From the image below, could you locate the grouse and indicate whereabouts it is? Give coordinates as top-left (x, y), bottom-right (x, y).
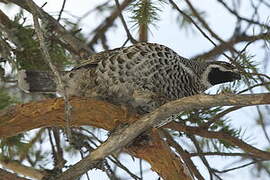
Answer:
top-left (18, 42), bottom-right (241, 116)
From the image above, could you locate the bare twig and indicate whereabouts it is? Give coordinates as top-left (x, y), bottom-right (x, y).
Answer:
top-left (189, 152), bottom-right (257, 157)
top-left (188, 135), bottom-right (222, 180)
top-left (169, 0), bottom-right (217, 48)
top-left (194, 32), bottom-right (270, 60)
top-left (184, 0), bottom-right (224, 43)
top-left (202, 106), bottom-right (243, 128)
top-left (260, 0), bottom-right (270, 8)
top-left (76, 1), bottom-right (111, 25)
top-left (214, 161), bottom-right (258, 173)
top-left (48, 128), bottom-right (66, 170)
top-left (109, 157), bottom-right (142, 180)
top-left (163, 130), bottom-right (204, 180)
top-left (165, 121), bottom-right (270, 160)
top-left (114, 0), bottom-right (137, 44)
top-left (237, 82), bottom-right (270, 94)
top-left (217, 0), bottom-right (270, 30)
top-left (256, 106), bottom-right (270, 144)
top-left (87, 0), bottom-right (132, 48)
top-left (27, 0), bottom-right (72, 139)
top-left (57, 0), bottom-right (67, 21)
top-left (79, 128), bottom-right (141, 180)
top-left (168, 0), bottom-right (237, 64)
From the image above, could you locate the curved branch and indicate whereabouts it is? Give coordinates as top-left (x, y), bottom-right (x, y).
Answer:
top-left (165, 122), bottom-right (270, 160)
top-left (1, 93), bottom-right (270, 179)
top-left (194, 32), bottom-right (270, 59)
top-left (0, 159), bottom-right (45, 180)
top-left (56, 93), bottom-right (270, 179)
top-left (0, 98), bottom-right (131, 137)
top-left (0, 97), bottom-right (191, 179)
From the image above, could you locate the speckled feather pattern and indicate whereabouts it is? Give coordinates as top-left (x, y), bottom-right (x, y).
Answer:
top-left (61, 42), bottom-right (211, 112)
top-left (17, 42), bottom-right (240, 127)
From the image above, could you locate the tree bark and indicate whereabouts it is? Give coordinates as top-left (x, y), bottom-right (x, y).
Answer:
top-left (1, 93), bottom-right (270, 179)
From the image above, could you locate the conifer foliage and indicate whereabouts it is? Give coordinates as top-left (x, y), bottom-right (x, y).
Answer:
top-left (0, 0), bottom-right (270, 179)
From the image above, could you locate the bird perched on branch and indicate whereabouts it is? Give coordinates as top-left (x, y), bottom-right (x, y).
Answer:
top-left (18, 42), bottom-right (241, 124)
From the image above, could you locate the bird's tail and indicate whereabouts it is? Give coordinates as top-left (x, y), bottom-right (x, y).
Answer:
top-left (17, 70), bottom-right (57, 93)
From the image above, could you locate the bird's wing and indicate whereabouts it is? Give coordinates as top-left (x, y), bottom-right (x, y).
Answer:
top-left (72, 48), bottom-right (121, 70)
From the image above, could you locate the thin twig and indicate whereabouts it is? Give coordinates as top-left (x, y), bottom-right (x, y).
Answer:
top-left (194, 32), bottom-right (270, 60)
top-left (184, 0), bottom-right (224, 43)
top-left (217, 0), bottom-right (270, 30)
top-left (78, 127), bottom-right (141, 180)
top-left (139, 159), bottom-right (143, 180)
top-left (88, 0), bottom-right (132, 48)
top-left (168, 0), bottom-right (236, 64)
top-left (109, 156), bottom-right (142, 180)
top-left (48, 128), bottom-right (57, 167)
top-left (165, 121), bottom-right (270, 160)
top-left (238, 82), bottom-right (270, 94)
top-left (162, 130), bottom-right (204, 180)
top-left (76, 1), bottom-right (111, 25)
top-left (189, 152), bottom-right (259, 158)
top-left (243, 0), bottom-right (262, 32)
top-left (115, 0), bottom-right (137, 44)
top-left (57, 0), bottom-right (67, 21)
top-left (214, 161), bottom-right (258, 173)
top-left (79, 151), bottom-right (91, 180)
top-left (27, 0), bottom-right (72, 139)
top-left (256, 106), bottom-right (270, 144)
top-left (202, 106), bottom-right (243, 128)
top-left (169, 0), bottom-right (216, 46)
top-left (52, 128), bottom-right (66, 169)
top-left (188, 135), bottom-right (220, 180)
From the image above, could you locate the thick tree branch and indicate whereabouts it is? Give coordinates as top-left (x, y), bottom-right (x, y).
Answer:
top-left (0, 159), bottom-right (45, 179)
top-left (1, 93), bottom-right (270, 179)
top-left (0, 98), bottom-right (131, 137)
top-left (128, 129), bottom-right (193, 180)
top-left (0, 168), bottom-right (30, 180)
top-left (55, 93), bottom-right (270, 179)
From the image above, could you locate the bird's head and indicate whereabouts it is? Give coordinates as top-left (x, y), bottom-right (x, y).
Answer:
top-left (201, 61), bottom-right (241, 87)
